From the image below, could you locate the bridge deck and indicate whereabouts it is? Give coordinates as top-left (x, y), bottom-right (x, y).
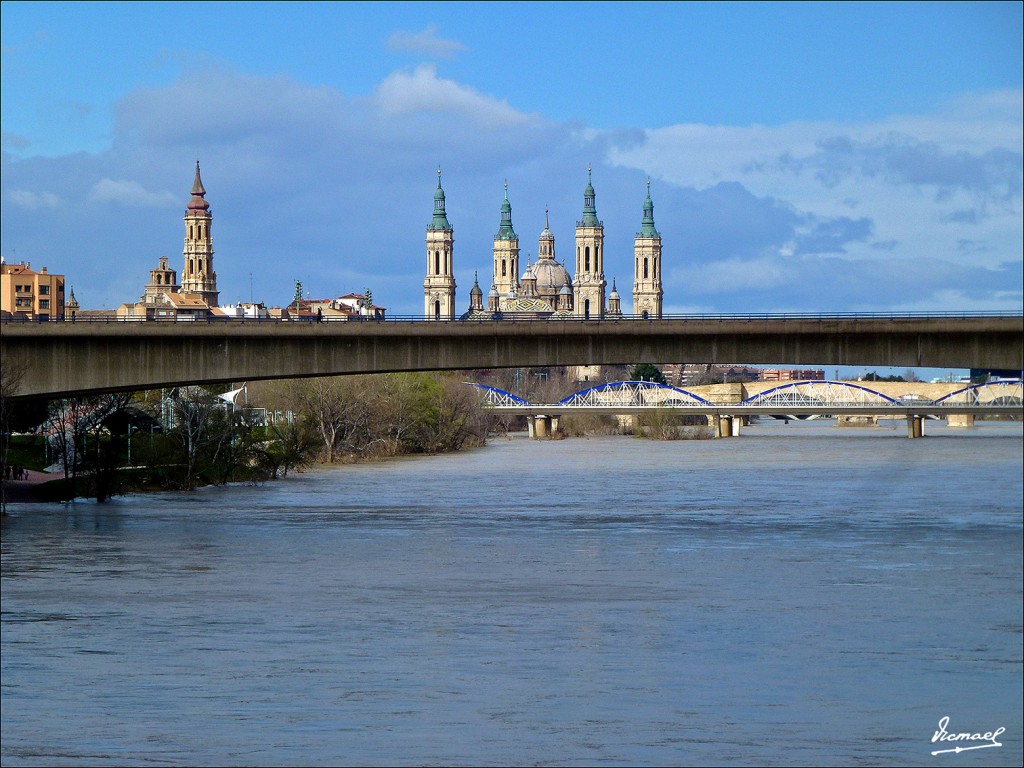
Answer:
top-left (3, 314), bottom-right (1022, 398)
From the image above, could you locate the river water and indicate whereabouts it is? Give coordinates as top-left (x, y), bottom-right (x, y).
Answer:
top-left (2, 421), bottom-right (1022, 766)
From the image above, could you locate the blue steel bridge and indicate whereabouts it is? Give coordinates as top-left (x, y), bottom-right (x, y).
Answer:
top-left (470, 379), bottom-right (1024, 438)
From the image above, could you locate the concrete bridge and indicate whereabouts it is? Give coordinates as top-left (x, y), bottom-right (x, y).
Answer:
top-left (1, 313), bottom-right (1022, 399)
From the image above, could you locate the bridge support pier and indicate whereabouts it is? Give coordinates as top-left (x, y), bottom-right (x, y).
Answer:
top-left (946, 414), bottom-right (975, 428)
top-left (530, 415), bottom-right (551, 439)
top-left (716, 416), bottom-right (733, 438)
top-left (732, 416), bottom-right (743, 437)
top-left (837, 415), bottom-right (879, 427)
top-left (907, 415), bottom-right (925, 438)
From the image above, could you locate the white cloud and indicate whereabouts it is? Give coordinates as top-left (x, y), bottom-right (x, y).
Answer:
top-left (671, 257), bottom-right (792, 293)
top-left (606, 91), bottom-right (1023, 274)
top-left (8, 189), bottom-right (60, 209)
top-left (888, 289), bottom-right (1024, 314)
top-left (87, 178), bottom-right (177, 207)
top-left (387, 24), bottom-right (468, 59)
top-left (372, 64), bottom-right (537, 128)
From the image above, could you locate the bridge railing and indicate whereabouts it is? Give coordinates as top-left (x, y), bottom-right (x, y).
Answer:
top-left (3, 310), bottom-right (1022, 325)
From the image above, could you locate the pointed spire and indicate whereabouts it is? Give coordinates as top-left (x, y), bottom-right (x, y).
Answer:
top-left (187, 160), bottom-right (210, 212)
top-left (639, 178), bottom-right (659, 237)
top-left (430, 166), bottom-right (451, 230)
top-left (580, 165), bottom-right (599, 226)
top-left (497, 179), bottom-right (515, 240)
top-left (191, 160), bottom-right (205, 195)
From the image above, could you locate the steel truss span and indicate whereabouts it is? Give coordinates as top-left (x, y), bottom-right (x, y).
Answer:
top-left (473, 379), bottom-right (1023, 418)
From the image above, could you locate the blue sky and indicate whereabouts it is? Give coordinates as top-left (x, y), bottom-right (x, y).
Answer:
top-left (2, 1), bottom-right (1022, 351)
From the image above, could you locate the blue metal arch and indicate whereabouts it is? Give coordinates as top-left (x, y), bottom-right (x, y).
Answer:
top-left (740, 380), bottom-right (901, 405)
top-left (559, 380), bottom-right (714, 406)
top-left (933, 379), bottom-right (1023, 403)
top-left (466, 382), bottom-right (530, 404)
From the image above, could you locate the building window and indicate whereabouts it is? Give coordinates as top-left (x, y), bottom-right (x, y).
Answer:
top-left (644, 258), bottom-right (649, 279)
top-left (39, 300), bottom-right (50, 309)
top-left (585, 247), bottom-right (591, 272)
top-left (39, 285), bottom-right (50, 295)
top-left (435, 251), bottom-right (440, 275)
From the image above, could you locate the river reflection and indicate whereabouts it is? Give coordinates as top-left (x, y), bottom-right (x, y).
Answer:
top-left (2, 422), bottom-right (1022, 766)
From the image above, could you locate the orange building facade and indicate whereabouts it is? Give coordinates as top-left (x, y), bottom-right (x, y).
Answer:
top-left (0, 260), bottom-right (66, 321)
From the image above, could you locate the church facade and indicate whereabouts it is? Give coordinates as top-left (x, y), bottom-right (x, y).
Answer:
top-left (424, 169), bottom-right (664, 321)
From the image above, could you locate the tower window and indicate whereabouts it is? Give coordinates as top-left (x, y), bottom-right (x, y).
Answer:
top-left (585, 247), bottom-right (591, 272)
top-left (644, 258), bottom-right (649, 279)
top-left (435, 251), bottom-right (440, 275)
top-left (502, 260), bottom-right (507, 277)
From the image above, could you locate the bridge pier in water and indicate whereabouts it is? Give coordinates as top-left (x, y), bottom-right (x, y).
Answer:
top-left (527, 415), bottom-right (557, 439)
top-left (946, 414), bottom-right (975, 428)
top-left (715, 416), bottom-right (743, 438)
top-left (907, 415), bottom-right (925, 439)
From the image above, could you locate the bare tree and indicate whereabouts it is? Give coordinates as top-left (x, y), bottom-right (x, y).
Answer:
top-left (1, 356), bottom-right (28, 513)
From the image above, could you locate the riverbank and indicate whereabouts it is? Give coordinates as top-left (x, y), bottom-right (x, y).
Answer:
top-left (1, 468), bottom-right (53, 505)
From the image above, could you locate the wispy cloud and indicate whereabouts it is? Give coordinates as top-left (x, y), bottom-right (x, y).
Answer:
top-left (372, 64), bottom-right (536, 128)
top-left (87, 178), bottom-right (177, 207)
top-left (387, 24), bottom-right (468, 60)
top-left (7, 188), bottom-right (61, 209)
top-left (2, 132), bottom-right (32, 150)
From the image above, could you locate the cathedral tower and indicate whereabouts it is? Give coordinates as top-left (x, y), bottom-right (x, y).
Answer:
top-left (632, 179), bottom-right (663, 318)
top-left (573, 167), bottom-right (606, 319)
top-left (423, 168), bottom-right (456, 320)
top-left (181, 161), bottom-right (219, 306)
top-left (492, 181), bottom-right (520, 299)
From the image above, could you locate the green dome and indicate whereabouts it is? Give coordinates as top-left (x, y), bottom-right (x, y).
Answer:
top-left (496, 181), bottom-right (516, 240)
top-left (429, 168), bottom-right (452, 231)
top-left (579, 167), bottom-right (600, 227)
top-left (638, 179), bottom-right (659, 238)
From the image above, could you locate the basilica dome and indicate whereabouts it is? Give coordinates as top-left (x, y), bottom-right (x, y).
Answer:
top-left (524, 258), bottom-right (572, 297)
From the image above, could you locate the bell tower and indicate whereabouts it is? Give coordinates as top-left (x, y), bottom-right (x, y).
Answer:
top-left (573, 166), bottom-right (605, 319)
top-left (423, 168), bottom-right (456, 320)
top-left (181, 161), bottom-right (219, 306)
top-left (633, 179), bottom-right (663, 318)
top-left (492, 181), bottom-right (520, 300)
